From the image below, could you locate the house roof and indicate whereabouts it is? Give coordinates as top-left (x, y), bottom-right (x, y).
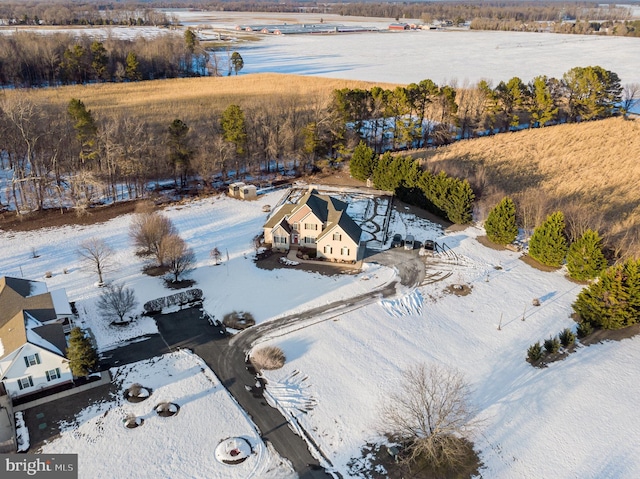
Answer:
top-left (0, 276), bottom-right (68, 360)
top-left (317, 209), bottom-right (362, 244)
top-left (293, 190), bottom-right (362, 243)
top-left (290, 189), bottom-right (349, 224)
top-left (264, 204), bottom-right (296, 229)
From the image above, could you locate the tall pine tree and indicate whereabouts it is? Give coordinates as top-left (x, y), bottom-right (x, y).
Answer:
top-left (566, 229), bottom-right (607, 281)
top-left (528, 211), bottom-right (568, 267)
top-left (485, 196), bottom-right (518, 245)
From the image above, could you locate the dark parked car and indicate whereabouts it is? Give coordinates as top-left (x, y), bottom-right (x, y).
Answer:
top-left (423, 239), bottom-right (436, 251)
top-left (391, 234), bottom-right (403, 248)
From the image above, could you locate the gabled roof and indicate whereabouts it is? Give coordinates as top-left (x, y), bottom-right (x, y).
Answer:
top-left (0, 276), bottom-right (69, 360)
top-left (290, 189), bottom-right (349, 224)
top-left (317, 208), bottom-right (362, 244)
top-left (264, 203), bottom-right (296, 229)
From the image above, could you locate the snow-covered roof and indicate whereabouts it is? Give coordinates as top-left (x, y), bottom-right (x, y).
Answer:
top-left (26, 327), bottom-right (63, 356)
top-left (50, 289), bottom-right (72, 316)
top-left (27, 280), bottom-right (48, 297)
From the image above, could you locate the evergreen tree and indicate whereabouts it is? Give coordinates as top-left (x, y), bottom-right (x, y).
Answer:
top-left (372, 151), bottom-right (396, 191)
top-left (528, 211), bottom-right (568, 267)
top-left (184, 28), bottom-right (197, 53)
top-left (67, 98), bottom-right (98, 164)
top-left (66, 327), bottom-right (98, 376)
top-left (485, 197), bottom-right (518, 244)
top-left (572, 259), bottom-right (640, 330)
top-left (125, 51), bottom-right (141, 81)
top-left (90, 41), bottom-right (108, 81)
top-left (349, 141), bottom-right (376, 181)
top-left (566, 229), bottom-right (607, 281)
top-left (221, 104), bottom-right (247, 156)
top-left (167, 119), bottom-right (191, 188)
top-left (527, 75), bottom-right (559, 127)
top-left (230, 52), bottom-right (244, 75)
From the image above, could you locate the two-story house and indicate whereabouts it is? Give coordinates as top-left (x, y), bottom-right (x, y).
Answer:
top-left (0, 277), bottom-right (74, 400)
top-left (264, 189), bottom-right (362, 262)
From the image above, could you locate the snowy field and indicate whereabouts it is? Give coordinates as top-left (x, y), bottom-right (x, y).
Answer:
top-left (39, 350), bottom-right (295, 479)
top-left (171, 10), bottom-right (640, 86)
top-left (2, 10), bottom-right (638, 87)
top-left (3, 189), bottom-right (640, 478)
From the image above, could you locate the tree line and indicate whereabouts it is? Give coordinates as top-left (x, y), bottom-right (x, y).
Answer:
top-left (0, 3), bottom-right (172, 27)
top-left (332, 66), bottom-right (628, 154)
top-left (0, 65), bottom-right (630, 216)
top-left (350, 142), bottom-right (474, 225)
top-left (0, 30), bottom-right (213, 87)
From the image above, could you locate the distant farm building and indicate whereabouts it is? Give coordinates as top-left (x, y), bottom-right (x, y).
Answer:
top-left (235, 23), bottom-right (378, 35)
top-left (389, 23), bottom-right (410, 30)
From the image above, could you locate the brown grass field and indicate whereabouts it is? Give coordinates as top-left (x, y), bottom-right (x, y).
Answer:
top-left (414, 117), bottom-right (640, 256)
top-left (2, 73), bottom-right (399, 125)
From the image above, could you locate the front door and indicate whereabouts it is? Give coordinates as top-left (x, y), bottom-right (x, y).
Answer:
top-left (293, 234), bottom-right (299, 244)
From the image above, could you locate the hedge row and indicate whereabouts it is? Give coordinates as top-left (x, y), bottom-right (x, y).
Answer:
top-left (143, 288), bottom-right (203, 314)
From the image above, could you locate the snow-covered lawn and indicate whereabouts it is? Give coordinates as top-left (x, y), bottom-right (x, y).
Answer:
top-left (3, 189), bottom-right (640, 478)
top-left (261, 224), bottom-right (640, 478)
top-left (39, 350), bottom-right (295, 479)
top-left (0, 190), bottom-right (393, 351)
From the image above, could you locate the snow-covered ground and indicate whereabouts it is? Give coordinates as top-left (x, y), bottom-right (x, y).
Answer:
top-left (3, 189), bottom-right (640, 478)
top-left (170, 10), bottom-right (640, 86)
top-left (39, 350), bottom-right (295, 479)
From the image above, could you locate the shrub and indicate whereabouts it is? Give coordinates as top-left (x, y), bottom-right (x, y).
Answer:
top-left (527, 342), bottom-right (544, 362)
top-left (559, 328), bottom-right (576, 347)
top-left (251, 346), bottom-right (286, 370)
top-left (544, 336), bottom-right (561, 354)
top-left (577, 321), bottom-right (594, 338)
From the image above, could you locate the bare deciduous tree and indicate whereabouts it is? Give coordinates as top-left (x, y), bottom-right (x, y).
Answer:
top-left (378, 363), bottom-right (478, 469)
top-left (78, 237), bottom-right (114, 285)
top-left (621, 83), bottom-right (640, 116)
top-left (160, 234), bottom-right (196, 282)
top-left (97, 283), bottom-right (138, 323)
top-left (130, 211), bottom-right (176, 264)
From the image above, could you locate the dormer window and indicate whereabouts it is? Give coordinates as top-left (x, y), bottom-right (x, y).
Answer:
top-left (24, 353), bottom-right (41, 367)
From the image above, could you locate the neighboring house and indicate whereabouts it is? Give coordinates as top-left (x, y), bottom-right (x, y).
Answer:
top-left (264, 188), bottom-right (362, 262)
top-left (0, 277), bottom-right (74, 400)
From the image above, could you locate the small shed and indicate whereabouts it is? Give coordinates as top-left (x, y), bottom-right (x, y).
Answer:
top-left (228, 182), bottom-right (257, 200)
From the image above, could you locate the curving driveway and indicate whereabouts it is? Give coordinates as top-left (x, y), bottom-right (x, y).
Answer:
top-left (153, 248), bottom-right (426, 478)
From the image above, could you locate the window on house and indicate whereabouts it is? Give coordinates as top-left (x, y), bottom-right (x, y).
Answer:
top-left (333, 232), bottom-right (342, 241)
top-left (274, 236), bottom-right (288, 244)
top-left (24, 353), bottom-right (41, 367)
top-left (304, 237), bottom-right (316, 244)
top-left (324, 245), bottom-right (332, 254)
top-left (17, 376), bottom-right (34, 390)
top-left (304, 223), bottom-right (318, 230)
top-left (46, 368), bottom-right (62, 382)
top-left (341, 247), bottom-right (350, 256)
top-left (292, 223), bottom-right (299, 231)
